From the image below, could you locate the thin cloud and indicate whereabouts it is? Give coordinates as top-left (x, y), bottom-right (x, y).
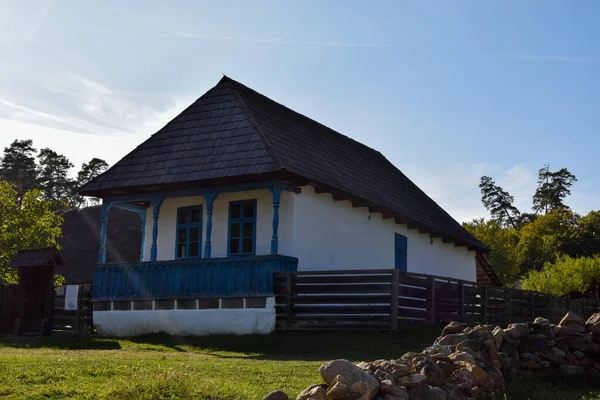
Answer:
top-left (0, 73), bottom-right (174, 135)
top-left (0, 98), bottom-right (103, 133)
top-left (90, 29), bottom-right (394, 48)
top-left (498, 53), bottom-right (600, 63)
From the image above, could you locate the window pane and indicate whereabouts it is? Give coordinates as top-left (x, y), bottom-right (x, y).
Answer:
top-left (190, 227), bottom-right (200, 242)
top-left (242, 238), bottom-right (253, 253)
top-left (178, 228), bottom-right (187, 243)
top-left (242, 202), bottom-right (255, 218)
top-left (230, 222), bottom-right (240, 238)
top-left (190, 208), bottom-right (201, 223)
top-left (230, 203), bottom-right (241, 219)
top-left (229, 239), bottom-right (240, 254)
top-left (189, 242), bottom-right (199, 257)
top-left (178, 209), bottom-right (189, 224)
top-left (242, 221), bottom-right (254, 237)
top-left (177, 243), bottom-right (187, 258)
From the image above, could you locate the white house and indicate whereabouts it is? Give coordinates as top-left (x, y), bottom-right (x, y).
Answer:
top-left (80, 76), bottom-right (492, 336)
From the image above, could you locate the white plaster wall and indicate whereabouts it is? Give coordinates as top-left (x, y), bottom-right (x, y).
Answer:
top-left (143, 189), bottom-right (294, 261)
top-left (291, 186), bottom-right (476, 281)
top-left (94, 298), bottom-right (276, 336)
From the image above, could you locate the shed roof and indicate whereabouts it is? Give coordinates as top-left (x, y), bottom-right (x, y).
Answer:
top-left (8, 248), bottom-right (65, 268)
top-left (81, 76), bottom-right (486, 250)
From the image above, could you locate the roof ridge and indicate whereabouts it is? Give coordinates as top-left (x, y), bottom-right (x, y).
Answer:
top-left (222, 76), bottom-right (390, 163)
top-left (222, 77), bottom-right (285, 171)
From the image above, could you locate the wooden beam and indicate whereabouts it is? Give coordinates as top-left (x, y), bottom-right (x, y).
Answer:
top-left (352, 200), bottom-right (369, 208)
top-left (331, 190), bottom-right (348, 202)
top-left (407, 223), bottom-right (419, 230)
top-left (313, 185), bottom-right (329, 194)
top-left (395, 216), bottom-right (408, 225)
top-left (382, 212), bottom-right (395, 219)
top-left (429, 232), bottom-right (441, 239)
top-left (442, 237), bottom-right (453, 244)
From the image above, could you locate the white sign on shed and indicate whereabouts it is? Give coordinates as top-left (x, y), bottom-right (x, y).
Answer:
top-left (64, 285), bottom-right (79, 310)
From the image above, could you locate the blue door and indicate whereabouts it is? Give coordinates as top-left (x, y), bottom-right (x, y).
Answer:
top-left (395, 233), bottom-right (407, 271)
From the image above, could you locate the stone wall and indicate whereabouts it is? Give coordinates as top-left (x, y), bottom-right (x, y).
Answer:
top-left (263, 312), bottom-right (600, 400)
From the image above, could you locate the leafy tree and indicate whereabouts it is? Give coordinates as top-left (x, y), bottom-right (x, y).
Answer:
top-left (0, 139), bottom-right (38, 200)
top-left (0, 181), bottom-right (63, 283)
top-left (479, 176), bottom-right (520, 228)
top-left (515, 212), bottom-right (537, 228)
top-left (516, 208), bottom-right (576, 272)
top-left (522, 255), bottom-right (600, 298)
top-left (463, 218), bottom-right (520, 283)
top-left (565, 211), bottom-right (600, 258)
top-left (74, 158), bottom-right (109, 206)
top-left (532, 164), bottom-right (577, 214)
top-left (37, 148), bottom-right (75, 209)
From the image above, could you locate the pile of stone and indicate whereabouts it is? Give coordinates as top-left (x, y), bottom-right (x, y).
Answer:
top-left (263, 312), bottom-right (600, 400)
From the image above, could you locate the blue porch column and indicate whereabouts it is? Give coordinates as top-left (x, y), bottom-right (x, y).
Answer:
top-left (139, 211), bottom-right (147, 262)
top-left (98, 201), bottom-right (111, 263)
top-left (203, 193), bottom-right (218, 258)
top-left (150, 199), bottom-right (164, 261)
top-left (270, 185), bottom-right (282, 254)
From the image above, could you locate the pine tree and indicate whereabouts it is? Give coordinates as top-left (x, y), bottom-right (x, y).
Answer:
top-left (0, 139), bottom-right (38, 200)
top-left (532, 164), bottom-right (577, 214)
top-left (74, 158), bottom-right (109, 206)
top-left (37, 148), bottom-right (75, 209)
top-left (479, 176), bottom-right (521, 228)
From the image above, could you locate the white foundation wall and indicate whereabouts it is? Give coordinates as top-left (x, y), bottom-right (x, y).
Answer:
top-left (291, 186), bottom-right (476, 281)
top-left (94, 298), bottom-right (276, 336)
top-left (143, 189), bottom-right (294, 261)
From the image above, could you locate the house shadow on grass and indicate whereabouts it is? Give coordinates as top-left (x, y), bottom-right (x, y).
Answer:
top-left (124, 325), bottom-right (443, 361)
top-left (0, 335), bottom-right (122, 351)
top-left (0, 326), bottom-right (442, 361)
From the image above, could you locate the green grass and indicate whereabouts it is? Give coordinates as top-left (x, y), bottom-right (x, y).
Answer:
top-left (0, 328), bottom-right (599, 400)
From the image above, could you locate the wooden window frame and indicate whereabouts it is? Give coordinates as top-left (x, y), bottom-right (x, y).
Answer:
top-left (175, 205), bottom-right (203, 259)
top-left (227, 199), bottom-right (257, 256)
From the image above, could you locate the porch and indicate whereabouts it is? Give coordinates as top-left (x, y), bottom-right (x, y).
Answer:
top-left (93, 181), bottom-right (298, 304)
top-left (92, 255), bottom-right (298, 301)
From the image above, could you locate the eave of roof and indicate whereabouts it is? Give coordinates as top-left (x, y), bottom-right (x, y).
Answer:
top-left (80, 75), bottom-right (488, 251)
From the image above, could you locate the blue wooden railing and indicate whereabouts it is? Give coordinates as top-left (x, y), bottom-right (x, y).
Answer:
top-left (92, 255), bottom-right (298, 301)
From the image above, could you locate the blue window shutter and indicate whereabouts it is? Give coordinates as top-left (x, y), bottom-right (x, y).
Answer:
top-left (395, 233), bottom-right (408, 271)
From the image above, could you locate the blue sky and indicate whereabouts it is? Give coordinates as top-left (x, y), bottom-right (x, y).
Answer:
top-left (1, 0), bottom-right (598, 222)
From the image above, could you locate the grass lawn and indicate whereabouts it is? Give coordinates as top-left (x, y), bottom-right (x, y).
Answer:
top-left (0, 327), bottom-right (599, 400)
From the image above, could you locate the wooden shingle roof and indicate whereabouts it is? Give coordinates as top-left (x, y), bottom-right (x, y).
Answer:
top-left (8, 248), bottom-right (64, 268)
top-left (81, 76), bottom-right (486, 250)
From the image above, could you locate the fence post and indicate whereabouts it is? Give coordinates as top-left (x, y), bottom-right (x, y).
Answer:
top-left (530, 292), bottom-right (535, 322)
top-left (390, 270), bottom-right (399, 331)
top-left (459, 281), bottom-right (465, 323)
top-left (507, 288), bottom-right (513, 326)
top-left (286, 272), bottom-right (293, 331)
top-left (483, 285), bottom-right (488, 324)
top-left (429, 276), bottom-right (436, 325)
top-left (76, 286), bottom-right (81, 336)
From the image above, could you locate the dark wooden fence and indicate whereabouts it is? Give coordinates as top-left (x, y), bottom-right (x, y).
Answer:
top-left (0, 285), bottom-right (20, 334)
top-left (53, 284), bottom-right (94, 335)
top-left (274, 269), bottom-right (600, 331)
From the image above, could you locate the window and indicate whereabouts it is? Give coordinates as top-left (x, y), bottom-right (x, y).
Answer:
top-left (175, 205), bottom-right (203, 259)
top-left (228, 199), bottom-right (256, 256)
